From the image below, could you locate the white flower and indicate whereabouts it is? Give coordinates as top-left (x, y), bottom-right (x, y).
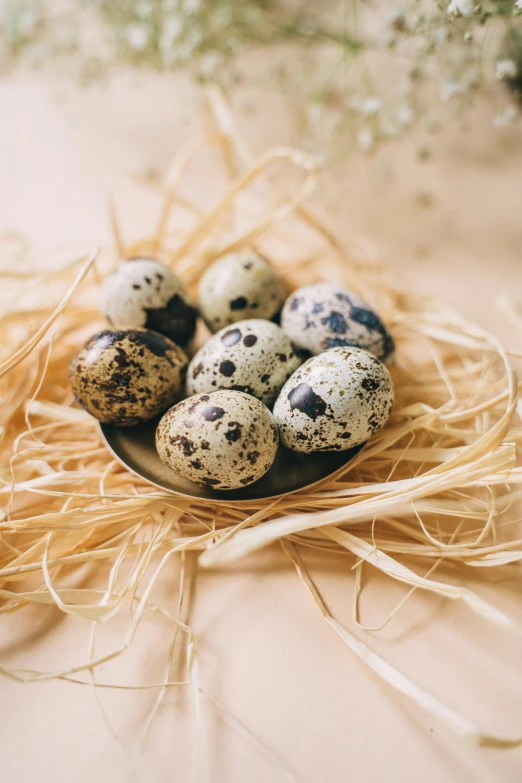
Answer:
top-left (183, 0), bottom-right (200, 12)
top-left (379, 30), bottom-right (397, 49)
top-left (493, 106), bottom-right (517, 127)
top-left (306, 102), bottom-right (323, 126)
top-left (163, 16), bottom-right (183, 42)
top-left (439, 72), bottom-right (477, 101)
top-left (357, 127), bottom-right (374, 152)
top-left (160, 16), bottom-right (184, 64)
top-left (350, 97), bottom-right (382, 116)
top-left (15, 10), bottom-right (37, 37)
top-left (125, 24), bottom-right (149, 52)
top-left (440, 79), bottom-right (466, 101)
top-left (379, 8), bottom-right (408, 48)
top-left (176, 43), bottom-right (195, 60)
top-left (447, 0), bottom-right (474, 16)
top-left (397, 102), bottom-right (414, 127)
top-left (378, 118), bottom-right (399, 139)
top-left (135, 1), bottom-right (155, 19)
top-left (199, 52), bottom-right (221, 77)
top-left (385, 8), bottom-right (408, 32)
top-left (433, 28), bottom-right (448, 45)
top-left (496, 59), bottom-right (517, 80)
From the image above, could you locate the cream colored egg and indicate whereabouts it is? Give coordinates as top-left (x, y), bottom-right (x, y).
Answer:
top-left (70, 328), bottom-right (188, 426)
top-left (273, 346), bottom-right (393, 452)
top-left (186, 319), bottom-right (302, 406)
top-left (156, 390), bottom-right (279, 490)
top-left (281, 282), bottom-right (395, 361)
top-left (100, 257), bottom-right (197, 346)
top-left (198, 252), bottom-right (286, 332)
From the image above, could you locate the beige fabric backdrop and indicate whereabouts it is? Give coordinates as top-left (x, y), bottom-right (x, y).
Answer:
top-left (1, 68), bottom-right (522, 783)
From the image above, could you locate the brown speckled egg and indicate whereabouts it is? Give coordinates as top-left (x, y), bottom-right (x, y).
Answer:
top-left (100, 257), bottom-right (198, 347)
top-left (186, 319), bottom-right (302, 406)
top-left (70, 328), bottom-right (188, 426)
top-left (281, 282), bottom-right (395, 362)
top-left (198, 252), bottom-right (286, 332)
top-left (273, 346), bottom-right (393, 452)
top-left (156, 390), bottom-right (279, 490)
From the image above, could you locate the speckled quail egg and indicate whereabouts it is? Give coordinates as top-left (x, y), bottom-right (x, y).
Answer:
top-left (186, 319), bottom-right (302, 407)
top-left (70, 328), bottom-right (188, 426)
top-left (156, 390), bottom-right (279, 490)
top-left (281, 282), bottom-right (395, 362)
top-left (198, 251), bottom-right (286, 332)
top-left (100, 257), bottom-right (198, 347)
top-left (273, 346), bottom-right (394, 453)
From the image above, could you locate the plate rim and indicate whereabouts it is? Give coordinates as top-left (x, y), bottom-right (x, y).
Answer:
top-left (100, 422), bottom-right (361, 506)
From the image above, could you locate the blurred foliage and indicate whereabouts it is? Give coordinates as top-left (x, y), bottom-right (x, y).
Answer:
top-left (0, 0), bottom-right (521, 152)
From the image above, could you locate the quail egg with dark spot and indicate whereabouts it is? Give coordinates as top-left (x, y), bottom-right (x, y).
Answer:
top-left (186, 319), bottom-right (302, 406)
top-left (281, 282), bottom-right (395, 362)
top-left (273, 346), bottom-right (394, 453)
top-left (101, 257), bottom-right (198, 347)
top-left (156, 390), bottom-right (279, 490)
top-left (198, 251), bottom-right (286, 332)
top-left (70, 327), bottom-right (188, 426)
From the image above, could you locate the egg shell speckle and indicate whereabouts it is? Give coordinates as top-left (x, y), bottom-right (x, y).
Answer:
top-left (156, 390), bottom-right (279, 490)
top-left (273, 346), bottom-right (394, 453)
top-left (101, 257), bottom-right (198, 346)
top-left (281, 282), bottom-right (394, 361)
top-left (186, 319), bottom-right (302, 406)
top-left (198, 252), bottom-right (286, 332)
top-left (70, 328), bottom-right (188, 426)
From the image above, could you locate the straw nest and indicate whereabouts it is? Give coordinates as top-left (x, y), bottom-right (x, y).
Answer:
top-left (1, 92), bottom-right (522, 755)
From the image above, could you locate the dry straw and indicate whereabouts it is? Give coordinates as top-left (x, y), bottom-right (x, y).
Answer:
top-left (1, 90), bottom-right (522, 765)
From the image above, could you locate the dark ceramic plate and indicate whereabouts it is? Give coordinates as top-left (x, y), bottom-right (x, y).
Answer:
top-left (100, 419), bottom-right (361, 504)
